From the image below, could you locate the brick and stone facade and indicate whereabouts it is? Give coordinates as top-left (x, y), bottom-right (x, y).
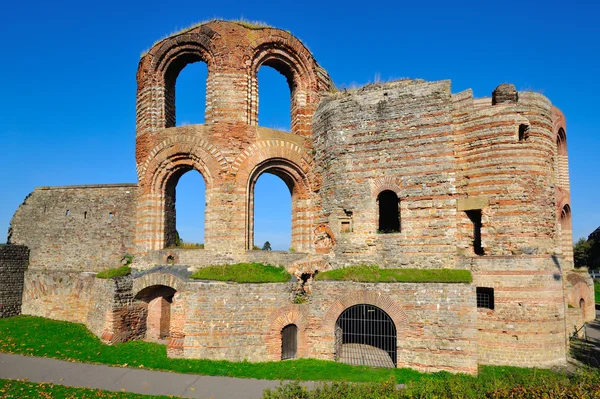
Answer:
top-left (3, 20), bottom-right (593, 373)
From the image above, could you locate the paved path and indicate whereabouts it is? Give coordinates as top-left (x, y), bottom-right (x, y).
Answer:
top-left (0, 353), bottom-right (311, 399)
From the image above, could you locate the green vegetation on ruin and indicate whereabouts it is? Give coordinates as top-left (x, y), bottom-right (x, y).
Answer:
top-left (95, 265), bottom-right (131, 279)
top-left (172, 242), bottom-right (204, 249)
top-left (0, 378), bottom-right (173, 399)
top-left (0, 316), bottom-right (579, 388)
top-left (262, 369), bottom-right (600, 399)
top-left (314, 265), bottom-right (472, 283)
top-left (141, 19), bottom-right (272, 57)
top-left (189, 262), bottom-right (291, 283)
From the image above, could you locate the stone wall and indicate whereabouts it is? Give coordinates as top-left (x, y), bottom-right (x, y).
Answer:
top-left (0, 245), bottom-right (29, 318)
top-left (136, 275), bottom-right (477, 374)
top-left (465, 256), bottom-right (568, 367)
top-left (312, 80), bottom-right (458, 268)
top-left (9, 184), bottom-right (137, 272)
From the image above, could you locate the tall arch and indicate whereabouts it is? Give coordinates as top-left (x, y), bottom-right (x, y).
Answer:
top-left (246, 158), bottom-right (311, 251)
top-left (137, 32), bottom-right (218, 136)
top-left (136, 139), bottom-right (223, 252)
top-left (248, 37), bottom-right (329, 136)
top-left (559, 203), bottom-right (572, 259)
top-left (555, 127), bottom-right (570, 191)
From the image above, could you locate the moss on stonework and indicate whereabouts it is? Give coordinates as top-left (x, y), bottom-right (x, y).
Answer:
top-left (96, 265), bottom-right (131, 279)
top-left (314, 265), bottom-right (472, 283)
top-left (190, 263), bottom-right (290, 283)
top-left (140, 19), bottom-right (272, 57)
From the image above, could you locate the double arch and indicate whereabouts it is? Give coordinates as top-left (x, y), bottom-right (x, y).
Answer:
top-left (136, 20), bottom-right (333, 137)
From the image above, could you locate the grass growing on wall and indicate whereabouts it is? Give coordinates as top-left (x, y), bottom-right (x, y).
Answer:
top-left (0, 316), bottom-right (574, 386)
top-left (189, 263), bottom-right (291, 283)
top-left (95, 265), bottom-right (131, 279)
top-left (314, 265), bottom-right (472, 283)
top-left (0, 378), bottom-right (174, 399)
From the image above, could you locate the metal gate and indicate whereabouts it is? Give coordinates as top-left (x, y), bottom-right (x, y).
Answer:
top-left (335, 304), bottom-right (397, 368)
top-left (281, 324), bottom-right (298, 360)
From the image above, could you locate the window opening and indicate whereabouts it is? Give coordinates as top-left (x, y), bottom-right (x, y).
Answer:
top-left (257, 65), bottom-right (291, 132)
top-left (253, 173), bottom-right (291, 250)
top-left (378, 190), bottom-right (400, 233)
top-left (165, 170), bottom-right (206, 248)
top-left (175, 62), bottom-right (208, 126)
top-left (518, 124), bottom-right (530, 141)
top-left (476, 287), bottom-right (494, 310)
top-left (66, 210), bottom-right (70, 216)
top-left (466, 210), bottom-right (484, 255)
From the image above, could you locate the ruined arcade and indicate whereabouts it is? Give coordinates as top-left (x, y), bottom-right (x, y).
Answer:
top-left (3, 20), bottom-right (594, 373)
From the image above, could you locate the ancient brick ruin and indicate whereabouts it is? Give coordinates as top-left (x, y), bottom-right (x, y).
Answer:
top-left (4, 20), bottom-right (594, 373)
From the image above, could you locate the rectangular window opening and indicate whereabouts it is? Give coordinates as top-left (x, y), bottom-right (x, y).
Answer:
top-left (466, 209), bottom-right (484, 255)
top-left (476, 287), bottom-right (494, 310)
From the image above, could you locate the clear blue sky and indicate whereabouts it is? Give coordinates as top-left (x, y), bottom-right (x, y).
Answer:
top-left (1, 0), bottom-right (598, 250)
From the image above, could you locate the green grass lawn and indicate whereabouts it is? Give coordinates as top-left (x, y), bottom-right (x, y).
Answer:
top-left (0, 315), bottom-right (574, 388)
top-left (315, 265), bottom-right (472, 283)
top-left (190, 263), bottom-right (291, 283)
top-left (96, 265), bottom-right (132, 279)
top-left (0, 379), bottom-right (172, 399)
top-left (595, 280), bottom-right (600, 303)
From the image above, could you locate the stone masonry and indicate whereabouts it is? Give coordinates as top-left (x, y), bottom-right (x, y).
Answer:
top-left (0, 245), bottom-right (29, 318)
top-left (5, 20), bottom-right (593, 373)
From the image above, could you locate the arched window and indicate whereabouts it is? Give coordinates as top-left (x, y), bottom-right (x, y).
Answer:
top-left (556, 128), bottom-right (569, 190)
top-left (253, 173), bottom-right (291, 250)
top-left (377, 190), bottom-right (400, 233)
top-left (164, 169), bottom-right (206, 248)
top-left (257, 65), bottom-right (291, 131)
top-left (335, 304), bottom-right (397, 368)
top-left (560, 204), bottom-right (571, 231)
top-left (281, 324), bottom-right (298, 360)
top-left (174, 61), bottom-right (208, 126)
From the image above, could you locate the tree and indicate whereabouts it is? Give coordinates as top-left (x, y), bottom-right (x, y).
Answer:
top-left (262, 241), bottom-right (272, 251)
top-left (574, 237), bottom-right (594, 268)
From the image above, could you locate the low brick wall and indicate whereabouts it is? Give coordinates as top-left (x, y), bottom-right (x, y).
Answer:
top-left (0, 245), bottom-right (29, 318)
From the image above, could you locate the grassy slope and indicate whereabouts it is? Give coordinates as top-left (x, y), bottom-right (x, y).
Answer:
top-left (190, 263), bottom-right (291, 283)
top-left (0, 316), bottom-right (587, 396)
top-left (0, 379), bottom-right (172, 399)
top-left (315, 265), bottom-right (472, 283)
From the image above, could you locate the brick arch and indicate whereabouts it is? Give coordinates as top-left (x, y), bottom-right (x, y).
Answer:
top-left (231, 139), bottom-right (312, 182)
top-left (248, 33), bottom-right (333, 135)
top-left (371, 176), bottom-right (403, 198)
top-left (322, 290), bottom-right (409, 334)
top-left (138, 134), bottom-right (227, 185)
top-left (137, 29), bottom-right (222, 135)
top-left (136, 137), bottom-right (225, 250)
top-left (265, 305), bottom-right (308, 359)
top-left (132, 271), bottom-right (187, 294)
top-left (233, 141), bottom-right (313, 251)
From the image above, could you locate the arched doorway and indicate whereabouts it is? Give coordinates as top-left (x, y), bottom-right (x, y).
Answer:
top-left (134, 285), bottom-right (177, 341)
top-left (335, 304), bottom-right (397, 368)
top-left (281, 324), bottom-right (298, 360)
